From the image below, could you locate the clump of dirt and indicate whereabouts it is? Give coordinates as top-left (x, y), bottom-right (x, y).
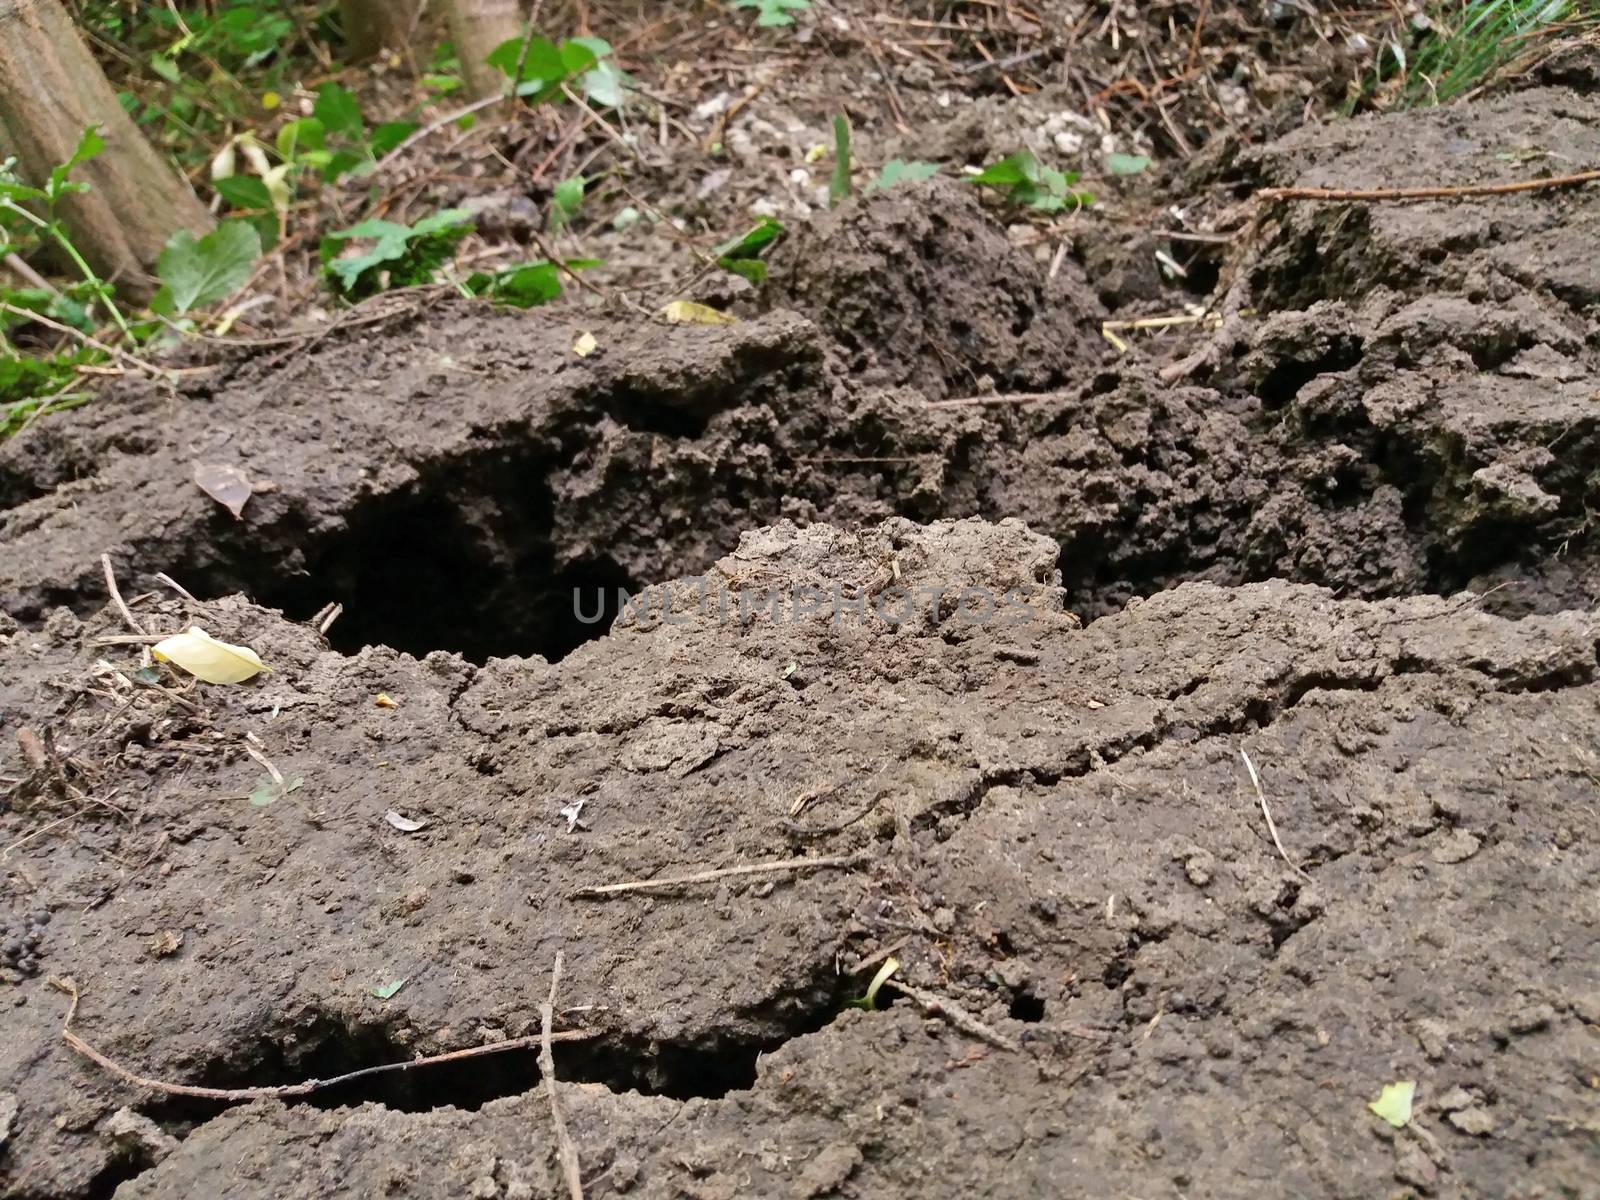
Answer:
top-left (767, 178), bottom-right (1108, 398)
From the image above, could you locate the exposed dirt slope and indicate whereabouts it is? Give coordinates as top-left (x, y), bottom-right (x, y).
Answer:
top-left (2, 67), bottom-right (1599, 1200)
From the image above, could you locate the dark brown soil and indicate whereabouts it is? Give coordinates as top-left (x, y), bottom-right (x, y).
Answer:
top-left (4, 17), bottom-right (1600, 1200)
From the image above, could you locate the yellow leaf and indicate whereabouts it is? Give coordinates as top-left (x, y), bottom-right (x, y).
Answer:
top-left (262, 91), bottom-right (281, 110)
top-left (661, 300), bottom-right (737, 326)
top-left (1368, 1080), bottom-right (1415, 1128)
top-left (261, 164), bottom-right (292, 217)
top-left (152, 627), bottom-right (270, 684)
top-left (210, 140), bottom-right (237, 182)
top-left (572, 331), bottom-right (599, 357)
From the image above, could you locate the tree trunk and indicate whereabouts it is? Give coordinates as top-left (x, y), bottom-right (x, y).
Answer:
top-left (0, 0), bottom-right (212, 300)
top-left (444, 0), bottom-right (525, 100)
top-left (341, 0), bottom-right (424, 61)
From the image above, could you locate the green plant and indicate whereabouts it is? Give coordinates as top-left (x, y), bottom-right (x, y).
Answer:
top-left (829, 115), bottom-right (852, 207)
top-left (487, 34), bottom-right (628, 107)
top-left (735, 0), bottom-right (812, 28)
top-left (153, 221), bottom-right (262, 315)
top-left (0, 128), bottom-right (128, 336)
top-left (321, 209), bottom-right (475, 298)
top-left (463, 259), bottom-right (599, 308)
top-left (1359, 0), bottom-right (1593, 109)
top-left (868, 159), bottom-right (942, 192)
top-left (714, 218), bottom-right (785, 285)
top-left (550, 176), bottom-right (586, 231)
top-left (969, 151), bottom-right (1094, 213)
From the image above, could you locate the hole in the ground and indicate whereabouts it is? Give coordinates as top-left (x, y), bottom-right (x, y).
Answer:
top-left (146, 985), bottom-right (855, 1122)
top-left (235, 469), bottom-right (647, 664)
top-left (1008, 991), bottom-right (1046, 1023)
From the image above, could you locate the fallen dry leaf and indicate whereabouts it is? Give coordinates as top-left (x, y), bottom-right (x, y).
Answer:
top-left (572, 331), bottom-right (599, 357)
top-left (192, 462), bottom-right (252, 519)
top-left (661, 300), bottom-right (737, 326)
top-left (152, 627), bottom-right (269, 684)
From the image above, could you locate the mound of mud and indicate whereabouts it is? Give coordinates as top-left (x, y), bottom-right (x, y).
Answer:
top-left (3, 516), bottom-right (1598, 1198)
top-left (4, 76), bottom-right (1600, 1200)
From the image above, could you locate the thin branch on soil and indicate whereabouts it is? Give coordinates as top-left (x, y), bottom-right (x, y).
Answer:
top-left (4, 252), bottom-right (57, 294)
top-left (50, 976), bottom-right (598, 1102)
top-left (374, 94), bottom-right (507, 173)
top-left (1240, 748), bottom-right (1310, 881)
top-left (570, 853), bottom-right (866, 899)
top-left (883, 979), bottom-right (1019, 1053)
top-left (540, 952), bottom-right (584, 1200)
top-left (1257, 168), bottom-right (1600, 204)
top-left (154, 573), bottom-right (200, 603)
top-left (0, 302), bottom-right (169, 379)
top-left (100, 555), bottom-right (148, 636)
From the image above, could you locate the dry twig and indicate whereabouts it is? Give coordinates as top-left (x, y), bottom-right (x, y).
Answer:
top-left (883, 979), bottom-right (1019, 1053)
top-left (1258, 168), bottom-right (1600, 205)
top-left (51, 976), bottom-right (597, 1102)
top-left (571, 853), bottom-right (865, 899)
top-left (1240, 748), bottom-right (1310, 881)
top-left (100, 555), bottom-right (148, 636)
top-left (540, 953), bottom-right (584, 1200)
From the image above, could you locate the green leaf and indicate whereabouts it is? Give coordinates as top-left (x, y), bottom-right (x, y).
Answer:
top-left (466, 261), bottom-right (564, 307)
top-left (371, 977), bottom-right (407, 1000)
top-left (46, 127), bottom-right (105, 203)
top-left (155, 220), bottom-right (262, 315)
top-left (370, 121), bottom-right (417, 157)
top-left (1107, 153), bottom-right (1152, 177)
top-left (149, 54), bottom-right (181, 84)
top-left (580, 61), bottom-right (627, 108)
top-left (848, 956), bottom-right (900, 1010)
top-left (714, 217), bottom-right (785, 285)
top-left (868, 159), bottom-right (941, 191)
top-left (970, 151), bottom-right (1041, 188)
top-left (721, 258), bottom-right (767, 285)
top-left (714, 217), bottom-right (785, 260)
top-left (322, 209), bottom-right (473, 297)
top-left (313, 83), bottom-right (364, 140)
top-left (247, 774), bottom-right (303, 808)
top-left (829, 114), bottom-right (852, 207)
top-left (734, 0), bottom-right (812, 27)
top-left (1368, 1080), bottom-right (1415, 1128)
top-left (277, 118), bottom-right (325, 161)
top-left (558, 40), bottom-right (599, 77)
top-left (551, 176), bottom-right (585, 230)
top-left (486, 34), bottom-right (565, 88)
top-left (214, 175), bottom-right (274, 212)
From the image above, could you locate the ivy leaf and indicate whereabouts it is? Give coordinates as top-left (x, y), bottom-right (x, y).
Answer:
top-left (153, 221), bottom-right (262, 315)
top-left (868, 159), bottom-right (942, 191)
top-left (734, 0), bottom-right (812, 27)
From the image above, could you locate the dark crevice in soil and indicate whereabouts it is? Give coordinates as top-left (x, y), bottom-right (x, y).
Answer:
top-left (139, 973), bottom-right (856, 1128)
top-left (85, 1157), bottom-right (154, 1200)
